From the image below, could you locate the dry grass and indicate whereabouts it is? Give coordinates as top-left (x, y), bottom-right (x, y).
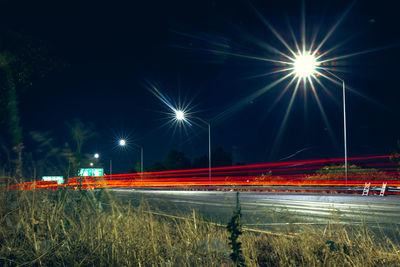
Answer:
top-left (242, 224), bottom-right (400, 266)
top-left (1, 187), bottom-right (399, 266)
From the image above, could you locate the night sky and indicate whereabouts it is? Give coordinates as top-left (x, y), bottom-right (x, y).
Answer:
top-left (1, 0), bottom-right (399, 173)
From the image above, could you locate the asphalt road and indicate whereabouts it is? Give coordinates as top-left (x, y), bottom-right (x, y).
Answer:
top-left (111, 189), bottom-right (400, 233)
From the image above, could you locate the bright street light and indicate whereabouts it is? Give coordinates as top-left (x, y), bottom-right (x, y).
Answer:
top-left (175, 110), bottom-right (185, 121)
top-left (291, 52), bottom-right (348, 184)
top-left (289, 52), bottom-right (348, 184)
top-left (119, 139), bottom-right (126, 146)
top-left (294, 52), bottom-right (317, 78)
top-left (292, 52), bottom-right (348, 184)
top-left (148, 84), bottom-right (211, 184)
top-left (94, 153), bottom-right (99, 159)
top-left (174, 109), bottom-right (187, 122)
top-left (173, 110), bottom-right (212, 186)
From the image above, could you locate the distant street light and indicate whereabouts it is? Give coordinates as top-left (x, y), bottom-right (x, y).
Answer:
top-left (93, 153), bottom-right (111, 175)
top-left (119, 139), bottom-right (126, 146)
top-left (174, 109), bottom-right (212, 185)
top-left (93, 139), bottom-right (126, 175)
top-left (93, 139), bottom-right (143, 177)
top-left (90, 162), bottom-right (94, 166)
top-left (119, 138), bottom-right (144, 174)
top-left (293, 52), bottom-right (348, 184)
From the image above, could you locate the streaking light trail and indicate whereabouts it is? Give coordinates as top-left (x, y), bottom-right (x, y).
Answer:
top-left (9, 155), bottom-right (400, 194)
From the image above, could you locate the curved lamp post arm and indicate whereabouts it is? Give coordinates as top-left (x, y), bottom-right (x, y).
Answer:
top-left (174, 110), bottom-right (212, 186)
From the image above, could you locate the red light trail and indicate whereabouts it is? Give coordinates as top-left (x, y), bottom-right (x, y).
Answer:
top-left (8, 155), bottom-right (400, 194)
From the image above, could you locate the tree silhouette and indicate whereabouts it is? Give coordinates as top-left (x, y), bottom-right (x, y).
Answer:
top-left (212, 147), bottom-right (233, 167)
top-left (192, 155), bottom-right (208, 169)
top-left (162, 149), bottom-right (191, 171)
top-left (65, 118), bottom-right (98, 176)
top-left (0, 30), bottom-right (58, 178)
top-left (147, 162), bottom-right (166, 172)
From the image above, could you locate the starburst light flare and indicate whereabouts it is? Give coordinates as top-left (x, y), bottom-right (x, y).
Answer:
top-left (119, 139), bottom-right (126, 146)
top-left (175, 110), bottom-right (185, 121)
top-left (293, 52), bottom-right (318, 79)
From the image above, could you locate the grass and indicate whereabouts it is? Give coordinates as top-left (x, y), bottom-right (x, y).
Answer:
top-left (1, 186), bottom-right (400, 266)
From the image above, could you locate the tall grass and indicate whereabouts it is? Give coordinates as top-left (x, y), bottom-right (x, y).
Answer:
top-left (1, 187), bottom-right (399, 266)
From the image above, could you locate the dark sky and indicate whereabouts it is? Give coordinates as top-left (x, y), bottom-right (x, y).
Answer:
top-left (1, 0), bottom-right (400, 173)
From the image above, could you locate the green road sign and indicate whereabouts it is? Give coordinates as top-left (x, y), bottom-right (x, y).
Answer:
top-left (42, 176), bottom-right (64, 184)
top-left (78, 168), bottom-right (104, 177)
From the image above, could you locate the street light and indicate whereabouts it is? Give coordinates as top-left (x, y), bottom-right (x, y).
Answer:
top-left (119, 139), bottom-right (126, 146)
top-left (174, 109), bottom-right (212, 185)
top-left (93, 139), bottom-right (127, 176)
top-left (294, 52), bottom-right (317, 78)
top-left (93, 153), bottom-right (112, 176)
top-left (293, 52), bottom-right (348, 184)
top-left (119, 138), bottom-right (144, 174)
top-left (175, 110), bottom-right (185, 121)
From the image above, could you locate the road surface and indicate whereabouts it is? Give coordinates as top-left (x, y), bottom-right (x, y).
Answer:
top-left (111, 189), bottom-right (400, 233)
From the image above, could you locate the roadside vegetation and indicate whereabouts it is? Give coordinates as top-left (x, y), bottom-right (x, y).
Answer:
top-left (305, 164), bottom-right (395, 181)
top-left (1, 186), bottom-right (400, 266)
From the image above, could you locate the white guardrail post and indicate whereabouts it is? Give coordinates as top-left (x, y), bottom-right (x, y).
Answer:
top-left (362, 182), bottom-right (370, 196)
top-left (379, 182), bottom-right (387, 197)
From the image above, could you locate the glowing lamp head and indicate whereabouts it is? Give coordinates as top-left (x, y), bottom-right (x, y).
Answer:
top-left (94, 153), bottom-right (99, 159)
top-left (119, 139), bottom-right (126, 146)
top-left (175, 110), bottom-right (185, 121)
top-left (294, 53), bottom-right (317, 78)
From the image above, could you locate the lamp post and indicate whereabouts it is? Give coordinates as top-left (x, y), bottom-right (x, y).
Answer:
top-left (293, 53), bottom-right (348, 185)
top-left (118, 139), bottom-right (144, 175)
top-left (174, 110), bottom-right (212, 185)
